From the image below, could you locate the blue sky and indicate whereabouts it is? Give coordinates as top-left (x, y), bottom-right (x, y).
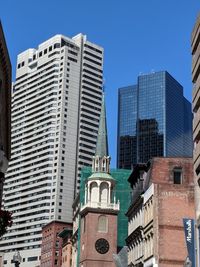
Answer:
top-left (1, 0), bottom-right (199, 167)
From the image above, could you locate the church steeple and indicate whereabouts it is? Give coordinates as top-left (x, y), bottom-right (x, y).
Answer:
top-left (92, 93), bottom-right (111, 173)
top-left (95, 93), bottom-right (108, 157)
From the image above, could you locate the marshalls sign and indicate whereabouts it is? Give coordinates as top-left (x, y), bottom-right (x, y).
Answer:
top-left (183, 218), bottom-right (196, 267)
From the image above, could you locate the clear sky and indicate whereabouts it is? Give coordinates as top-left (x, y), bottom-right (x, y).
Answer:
top-left (1, 0), bottom-right (199, 167)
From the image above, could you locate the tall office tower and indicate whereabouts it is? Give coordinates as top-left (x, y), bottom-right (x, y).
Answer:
top-left (0, 34), bottom-right (103, 267)
top-left (192, 13), bottom-right (200, 267)
top-left (0, 21), bottom-right (11, 207)
top-left (117, 71), bottom-right (193, 169)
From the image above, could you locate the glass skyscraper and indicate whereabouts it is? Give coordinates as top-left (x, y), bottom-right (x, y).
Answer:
top-left (117, 71), bottom-right (193, 169)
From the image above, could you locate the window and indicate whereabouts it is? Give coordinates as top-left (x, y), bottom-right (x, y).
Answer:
top-left (100, 182), bottom-right (108, 203)
top-left (54, 43), bottom-right (60, 49)
top-left (28, 257), bottom-right (38, 262)
top-left (98, 215), bottom-right (108, 232)
top-left (173, 168), bottom-right (182, 184)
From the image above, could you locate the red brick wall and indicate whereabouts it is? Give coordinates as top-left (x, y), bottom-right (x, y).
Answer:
top-left (80, 212), bottom-right (117, 267)
top-left (151, 158), bottom-right (195, 267)
top-left (41, 221), bottom-right (71, 267)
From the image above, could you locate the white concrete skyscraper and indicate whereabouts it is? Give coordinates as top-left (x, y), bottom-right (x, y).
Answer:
top-left (0, 34), bottom-right (104, 266)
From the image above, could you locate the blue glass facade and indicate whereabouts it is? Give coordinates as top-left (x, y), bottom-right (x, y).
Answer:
top-left (117, 71), bottom-right (193, 169)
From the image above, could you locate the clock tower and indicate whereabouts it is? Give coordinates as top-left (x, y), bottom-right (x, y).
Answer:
top-left (79, 94), bottom-right (119, 267)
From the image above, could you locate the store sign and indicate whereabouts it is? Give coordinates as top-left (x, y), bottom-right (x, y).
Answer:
top-left (183, 218), bottom-right (196, 267)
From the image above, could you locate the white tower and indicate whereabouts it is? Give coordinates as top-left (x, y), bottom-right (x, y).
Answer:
top-left (0, 34), bottom-right (104, 267)
top-left (79, 94), bottom-right (119, 267)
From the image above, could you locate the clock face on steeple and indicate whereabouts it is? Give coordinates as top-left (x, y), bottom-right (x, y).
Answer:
top-left (95, 238), bottom-right (109, 254)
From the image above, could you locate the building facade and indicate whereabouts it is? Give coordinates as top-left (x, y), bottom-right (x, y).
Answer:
top-left (71, 193), bottom-right (80, 267)
top-left (117, 71), bottom-right (193, 169)
top-left (126, 157), bottom-right (195, 267)
top-left (0, 20), bottom-right (11, 267)
top-left (0, 21), bottom-right (11, 207)
top-left (192, 12), bottom-right (200, 267)
top-left (58, 228), bottom-right (73, 267)
top-left (0, 34), bottom-right (104, 266)
top-left (40, 221), bottom-right (72, 267)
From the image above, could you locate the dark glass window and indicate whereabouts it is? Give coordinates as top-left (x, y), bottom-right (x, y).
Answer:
top-left (28, 257), bottom-right (38, 262)
top-left (173, 168), bottom-right (182, 184)
top-left (54, 43), bottom-right (60, 49)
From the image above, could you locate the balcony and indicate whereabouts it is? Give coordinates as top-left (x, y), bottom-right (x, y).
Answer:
top-left (193, 112), bottom-right (200, 140)
top-left (192, 16), bottom-right (200, 53)
top-left (80, 201), bottom-right (120, 212)
top-left (192, 44), bottom-right (200, 73)
top-left (192, 56), bottom-right (200, 82)
top-left (194, 141), bottom-right (200, 164)
top-left (193, 77), bottom-right (200, 111)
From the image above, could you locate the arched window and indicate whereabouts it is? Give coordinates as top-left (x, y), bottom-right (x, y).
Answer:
top-left (100, 182), bottom-right (108, 203)
top-left (98, 215), bottom-right (108, 232)
top-left (90, 182), bottom-right (98, 202)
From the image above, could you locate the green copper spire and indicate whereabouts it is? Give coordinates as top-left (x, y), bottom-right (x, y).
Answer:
top-left (95, 93), bottom-right (109, 157)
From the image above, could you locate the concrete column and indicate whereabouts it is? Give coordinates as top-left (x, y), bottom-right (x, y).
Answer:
top-left (108, 183), bottom-right (111, 204)
top-left (87, 182), bottom-right (90, 202)
top-left (84, 186), bottom-right (87, 204)
top-left (97, 181), bottom-right (100, 203)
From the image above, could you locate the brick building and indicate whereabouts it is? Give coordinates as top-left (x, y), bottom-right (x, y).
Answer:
top-left (40, 221), bottom-right (72, 267)
top-left (126, 157), bottom-right (195, 267)
top-left (58, 228), bottom-right (73, 267)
